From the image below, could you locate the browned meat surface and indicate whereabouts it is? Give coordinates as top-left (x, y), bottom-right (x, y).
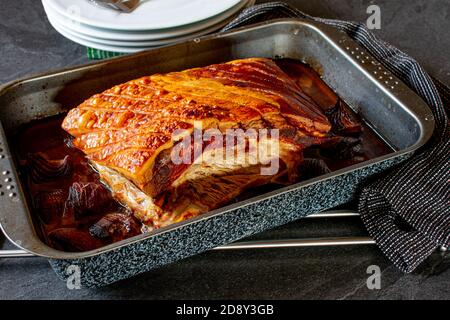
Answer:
top-left (62, 58), bottom-right (333, 229)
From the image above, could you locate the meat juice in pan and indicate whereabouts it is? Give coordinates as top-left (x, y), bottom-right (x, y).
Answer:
top-left (14, 59), bottom-right (392, 252)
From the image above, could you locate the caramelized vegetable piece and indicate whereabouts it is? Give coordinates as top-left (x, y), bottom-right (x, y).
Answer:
top-left (66, 182), bottom-right (114, 219)
top-left (321, 136), bottom-right (363, 160)
top-left (301, 158), bottom-right (331, 179)
top-left (326, 100), bottom-right (362, 135)
top-left (89, 213), bottom-right (141, 242)
top-left (27, 153), bottom-right (72, 183)
top-left (34, 189), bottom-right (67, 224)
top-left (48, 228), bottom-right (104, 252)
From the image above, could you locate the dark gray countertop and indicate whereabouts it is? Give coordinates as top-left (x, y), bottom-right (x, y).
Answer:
top-left (0, 0), bottom-right (449, 300)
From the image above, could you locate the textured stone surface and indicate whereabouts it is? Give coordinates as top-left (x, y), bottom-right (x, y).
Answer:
top-left (0, 0), bottom-right (449, 299)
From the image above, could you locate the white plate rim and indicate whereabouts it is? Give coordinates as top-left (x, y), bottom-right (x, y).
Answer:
top-left (47, 14), bottom-right (143, 53)
top-left (47, 9), bottom-right (238, 47)
top-left (44, 0), bottom-right (243, 31)
top-left (42, 0), bottom-right (249, 41)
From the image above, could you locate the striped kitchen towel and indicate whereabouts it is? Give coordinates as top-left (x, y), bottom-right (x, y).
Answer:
top-left (90, 1), bottom-right (450, 273)
top-left (225, 1), bottom-right (449, 273)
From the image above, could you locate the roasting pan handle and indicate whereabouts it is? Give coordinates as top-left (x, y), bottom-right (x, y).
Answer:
top-left (329, 23), bottom-right (436, 150)
top-left (0, 122), bottom-right (19, 199)
top-left (0, 120), bottom-right (44, 257)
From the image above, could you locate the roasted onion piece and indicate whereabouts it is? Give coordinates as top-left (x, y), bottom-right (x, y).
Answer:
top-left (34, 189), bottom-right (67, 224)
top-left (27, 153), bottom-right (72, 183)
top-left (48, 228), bottom-right (104, 252)
top-left (66, 182), bottom-right (114, 219)
top-left (321, 136), bottom-right (363, 160)
top-left (301, 158), bottom-right (332, 179)
top-left (89, 213), bottom-right (141, 242)
top-left (326, 100), bottom-right (362, 135)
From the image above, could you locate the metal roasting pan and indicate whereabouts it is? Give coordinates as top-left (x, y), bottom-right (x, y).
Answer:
top-left (0, 19), bottom-right (435, 287)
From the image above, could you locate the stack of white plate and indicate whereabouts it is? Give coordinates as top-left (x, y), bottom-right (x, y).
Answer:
top-left (42, 0), bottom-right (255, 53)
